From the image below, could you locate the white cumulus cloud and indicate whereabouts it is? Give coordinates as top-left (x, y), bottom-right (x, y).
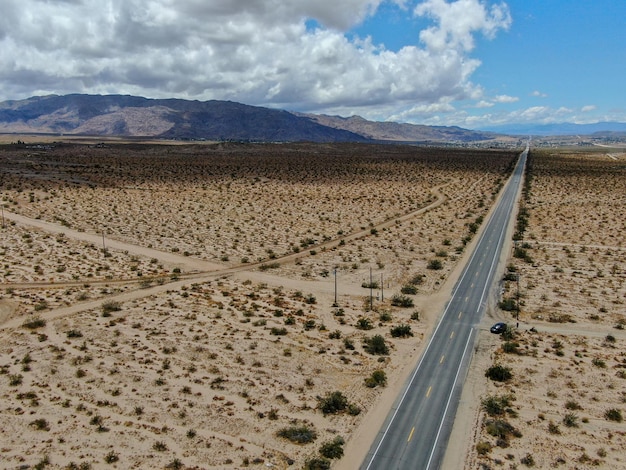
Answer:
top-left (0, 0), bottom-right (512, 120)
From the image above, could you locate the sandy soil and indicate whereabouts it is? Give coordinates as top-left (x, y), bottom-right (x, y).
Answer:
top-left (0, 141), bottom-right (520, 469)
top-left (457, 148), bottom-right (626, 469)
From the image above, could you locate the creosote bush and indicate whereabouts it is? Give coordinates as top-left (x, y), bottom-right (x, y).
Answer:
top-left (22, 316), bottom-right (46, 329)
top-left (319, 436), bottom-right (345, 459)
top-left (277, 425), bottom-right (317, 444)
top-left (390, 324), bottom-right (413, 338)
top-left (364, 370), bottom-right (387, 388)
top-left (363, 335), bottom-right (389, 355)
top-left (485, 364), bottom-right (512, 382)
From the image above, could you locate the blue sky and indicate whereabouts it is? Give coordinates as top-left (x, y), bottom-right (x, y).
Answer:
top-left (1, 0), bottom-right (624, 128)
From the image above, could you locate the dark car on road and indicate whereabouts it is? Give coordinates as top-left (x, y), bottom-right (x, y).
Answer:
top-left (490, 322), bottom-right (507, 334)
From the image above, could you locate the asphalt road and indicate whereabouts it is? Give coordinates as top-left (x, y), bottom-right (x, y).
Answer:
top-left (361, 145), bottom-right (529, 470)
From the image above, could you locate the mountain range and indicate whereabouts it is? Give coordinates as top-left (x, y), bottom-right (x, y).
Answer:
top-left (1, 94), bottom-right (623, 142)
top-left (479, 121), bottom-right (626, 136)
top-left (0, 94), bottom-right (495, 143)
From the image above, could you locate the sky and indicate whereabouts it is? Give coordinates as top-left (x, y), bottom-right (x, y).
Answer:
top-left (1, 0), bottom-right (625, 129)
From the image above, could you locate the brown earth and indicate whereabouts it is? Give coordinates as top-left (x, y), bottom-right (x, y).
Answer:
top-left (456, 148), bottom-right (626, 470)
top-left (0, 140), bottom-right (519, 469)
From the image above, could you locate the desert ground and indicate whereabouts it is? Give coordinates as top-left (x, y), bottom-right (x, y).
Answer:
top-left (459, 147), bottom-right (626, 469)
top-left (0, 140), bottom-right (623, 469)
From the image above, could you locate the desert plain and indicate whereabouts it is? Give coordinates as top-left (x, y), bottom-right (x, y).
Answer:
top-left (0, 139), bottom-right (624, 469)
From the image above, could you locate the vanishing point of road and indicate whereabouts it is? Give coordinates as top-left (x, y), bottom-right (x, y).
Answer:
top-left (361, 145), bottom-right (529, 470)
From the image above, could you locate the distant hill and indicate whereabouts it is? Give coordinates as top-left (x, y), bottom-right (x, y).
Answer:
top-left (479, 121), bottom-right (626, 136)
top-left (0, 94), bottom-right (496, 143)
top-left (300, 113), bottom-right (497, 142)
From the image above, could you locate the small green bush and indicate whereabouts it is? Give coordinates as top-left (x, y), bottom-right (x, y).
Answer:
top-left (391, 294), bottom-right (414, 308)
top-left (563, 413), bottom-right (579, 428)
top-left (355, 317), bottom-right (373, 330)
top-left (400, 285), bottom-right (417, 295)
top-left (604, 408), bottom-right (623, 422)
top-left (319, 436), bottom-right (345, 459)
top-left (364, 370), bottom-right (387, 388)
top-left (277, 425), bottom-right (317, 443)
top-left (485, 364), bottom-right (512, 382)
top-left (390, 324), bottom-right (413, 338)
top-left (318, 391), bottom-right (348, 415)
top-left (102, 301), bottom-right (121, 315)
top-left (363, 335), bottom-right (389, 355)
top-left (304, 458), bottom-right (331, 470)
top-left (476, 441), bottom-right (492, 455)
top-left (481, 394), bottom-right (513, 416)
top-left (427, 259), bottom-right (443, 270)
top-left (22, 316), bottom-right (46, 329)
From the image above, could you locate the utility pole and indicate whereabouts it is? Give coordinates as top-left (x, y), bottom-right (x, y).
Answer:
top-left (380, 273), bottom-right (384, 301)
top-left (369, 267), bottom-right (373, 312)
top-left (1, 204), bottom-right (5, 229)
top-left (516, 273), bottom-right (520, 328)
top-left (333, 268), bottom-right (338, 307)
top-left (102, 229), bottom-right (106, 255)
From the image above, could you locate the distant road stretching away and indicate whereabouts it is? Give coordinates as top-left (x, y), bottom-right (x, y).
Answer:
top-left (361, 145), bottom-right (528, 470)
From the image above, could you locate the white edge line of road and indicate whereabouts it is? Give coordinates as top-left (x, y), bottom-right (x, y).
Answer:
top-left (363, 175), bottom-right (506, 469)
top-left (363, 148), bottom-right (527, 469)
top-left (425, 328), bottom-right (476, 470)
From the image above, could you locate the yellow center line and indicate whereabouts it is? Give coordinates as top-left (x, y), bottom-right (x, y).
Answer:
top-left (426, 386), bottom-right (432, 398)
top-left (408, 427), bottom-right (415, 442)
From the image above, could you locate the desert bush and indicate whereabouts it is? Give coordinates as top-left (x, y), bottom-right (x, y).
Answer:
top-left (362, 280), bottom-right (379, 289)
top-left (547, 421), bottom-right (561, 434)
top-left (400, 284), bottom-right (418, 295)
top-left (104, 451), bottom-right (119, 464)
top-left (259, 262), bottom-right (280, 271)
top-left (502, 341), bottom-right (520, 354)
top-left (153, 441), bottom-right (168, 451)
top-left (481, 394), bottom-right (513, 416)
top-left (520, 453), bottom-right (535, 466)
top-left (355, 317), bottom-right (373, 330)
top-left (22, 316), bottom-right (46, 329)
top-left (565, 400), bottom-right (582, 410)
top-left (563, 413), bottom-right (579, 427)
top-left (364, 370), bottom-right (387, 388)
top-left (66, 329), bottom-right (83, 338)
top-left (427, 259), bottom-right (443, 270)
top-left (391, 294), bottom-right (414, 308)
top-left (9, 374), bottom-right (23, 386)
top-left (319, 436), bottom-right (345, 459)
top-left (304, 458), bottom-right (331, 470)
top-left (165, 459), bottom-right (184, 470)
top-left (485, 364), bottom-right (512, 382)
top-left (277, 425), bottom-right (317, 443)
top-left (390, 324), bottom-right (413, 338)
top-left (592, 357), bottom-right (606, 368)
top-left (363, 335), bottom-right (389, 355)
top-left (485, 418), bottom-right (520, 440)
top-left (498, 298), bottom-right (517, 311)
top-left (318, 391), bottom-right (349, 415)
top-left (31, 418), bottom-right (50, 431)
top-left (270, 327), bottom-right (287, 336)
top-left (379, 311), bottom-right (392, 322)
top-left (328, 330), bottom-right (341, 339)
top-left (604, 408), bottom-right (623, 422)
top-left (476, 441), bottom-right (492, 455)
top-left (101, 300), bottom-right (121, 315)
